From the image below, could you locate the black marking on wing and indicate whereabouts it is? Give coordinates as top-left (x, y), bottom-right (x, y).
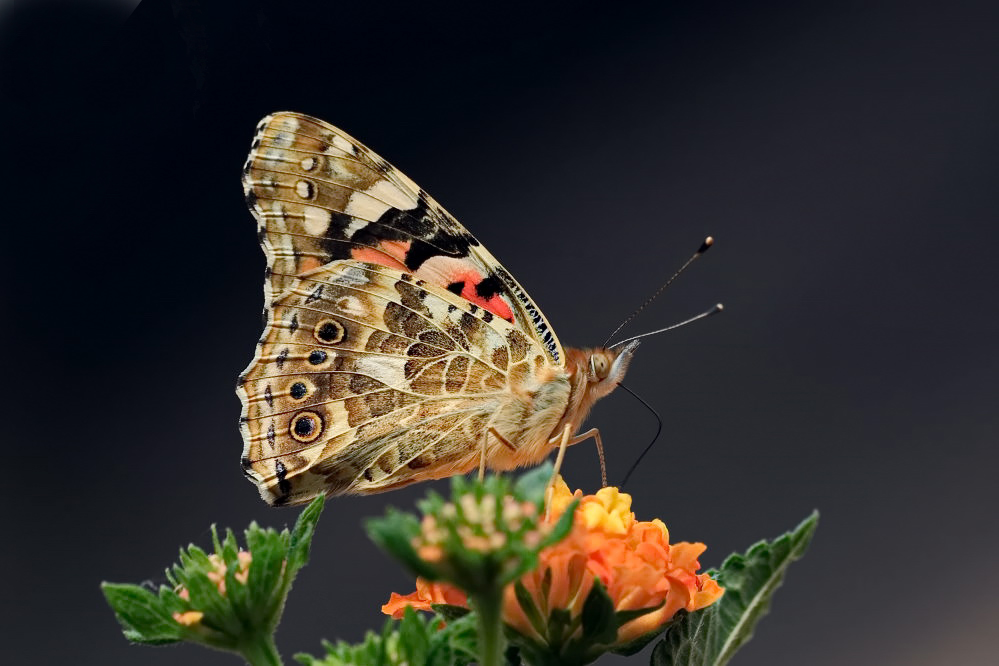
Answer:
top-left (274, 460), bottom-right (292, 501)
top-left (305, 284), bottom-right (324, 304)
top-left (475, 274), bottom-right (502, 299)
top-left (494, 267), bottom-right (559, 363)
top-left (310, 198), bottom-right (475, 273)
top-left (316, 212), bottom-right (359, 259)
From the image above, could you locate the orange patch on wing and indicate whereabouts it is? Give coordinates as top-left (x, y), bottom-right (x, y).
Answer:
top-left (460, 281), bottom-right (514, 322)
top-left (298, 256), bottom-right (322, 272)
top-left (436, 265), bottom-right (515, 322)
top-left (419, 257), bottom-right (517, 323)
top-left (351, 240), bottom-right (411, 272)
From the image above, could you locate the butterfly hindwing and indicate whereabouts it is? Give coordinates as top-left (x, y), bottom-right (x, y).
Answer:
top-left (238, 260), bottom-right (560, 504)
top-left (242, 112), bottom-right (563, 365)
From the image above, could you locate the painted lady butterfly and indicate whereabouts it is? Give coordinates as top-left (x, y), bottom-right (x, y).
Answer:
top-left (238, 113), bottom-right (639, 506)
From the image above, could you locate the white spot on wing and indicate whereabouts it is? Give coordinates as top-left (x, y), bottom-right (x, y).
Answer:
top-left (300, 156), bottom-right (316, 171)
top-left (345, 192), bottom-right (393, 221)
top-left (335, 296), bottom-right (365, 316)
top-left (344, 179), bottom-right (418, 221)
top-left (365, 179), bottom-right (418, 211)
top-left (330, 134), bottom-right (355, 154)
top-left (302, 206), bottom-right (330, 235)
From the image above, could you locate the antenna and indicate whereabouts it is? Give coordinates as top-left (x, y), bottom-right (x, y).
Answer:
top-left (617, 383), bottom-right (663, 487)
top-left (603, 236), bottom-right (714, 346)
top-left (608, 303), bottom-right (723, 349)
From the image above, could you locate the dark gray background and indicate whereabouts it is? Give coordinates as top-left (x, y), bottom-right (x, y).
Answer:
top-left (2, 0), bottom-right (996, 664)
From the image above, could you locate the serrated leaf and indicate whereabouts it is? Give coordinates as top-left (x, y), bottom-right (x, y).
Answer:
top-left (429, 612), bottom-right (479, 666)
top-left (180, 569), bottom-right (238, 634)
top-left (651, 511), bottom-right (819, 666)
top-left (246, 531), bottom-right (285, 616)
top-left (288, 495), bottom-right (325, 574)
top-left (101, 583), bottom-right (182, 645)
top-left (399, 606), bottom-right (431, 665)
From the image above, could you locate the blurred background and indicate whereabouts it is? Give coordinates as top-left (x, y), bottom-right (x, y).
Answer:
top-left (2, 0), bottom-right (997, 663)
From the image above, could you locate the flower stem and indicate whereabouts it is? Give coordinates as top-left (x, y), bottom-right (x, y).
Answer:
top-left (238, 633), bottom-right (283, 666)
top-left (470, 590), bottom-right (506, 666)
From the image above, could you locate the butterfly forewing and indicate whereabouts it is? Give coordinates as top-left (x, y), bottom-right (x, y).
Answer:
top-left (242, 112), bottom-right (563, 365)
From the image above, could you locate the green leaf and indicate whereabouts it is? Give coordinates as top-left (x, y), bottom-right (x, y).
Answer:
top-left (432, 603), bottom-right (471, 621)
top-left (651, 511), bottom-right (819, 666)
top-left (538, 499), bottom-right (577, 550)
top-left (104, 499), bottom-right (326, 660)
top-left (513, 580), bottom-right (546, 636)
top-left (399, 606), bottom-right (431, 665)
top-left (546, 607), bottom-right (572, 648)
top-left (614, 600), bottom-right (665, 627)
top-left (100, 583), bottom-right (182, 645)
top-left (288, 495), bottom-right (326, 574)
top-left (580, 579), bottom-right (618, 645)
top-left (513, 462), bottom-right (555, 505)
top-left (296, 611), bottom-right (477, 666)
top-left (613, 626), bottom-right (668, 657)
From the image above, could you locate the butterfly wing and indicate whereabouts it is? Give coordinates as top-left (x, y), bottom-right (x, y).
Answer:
top-left (243, 112), bottom-right (563, 366)
top-left (238, 261), bottom-right (560, 505)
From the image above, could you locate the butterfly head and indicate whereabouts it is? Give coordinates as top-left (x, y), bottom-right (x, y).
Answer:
top-left (582, 340), bottom-right (640, 400)
top-left (559, 341), bottom-right (639, 434)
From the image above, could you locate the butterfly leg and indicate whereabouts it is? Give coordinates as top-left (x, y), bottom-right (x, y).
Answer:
top-left (545, 427), bottom-right (607, 488)
top-left (545, 423), bottom-right (573, 520)
top-left (488, 427), bottom-right (518, 451)
top-left (479, 427), bottom-right (518, 481)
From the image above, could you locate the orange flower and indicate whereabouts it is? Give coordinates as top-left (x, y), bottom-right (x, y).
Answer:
top-left (382, 578), bottom-right (468, 619)
top-left (384, 478), bottom-right (723, 651)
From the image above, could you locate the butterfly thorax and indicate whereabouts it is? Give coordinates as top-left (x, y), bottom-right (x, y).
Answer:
top-left (470, 344), bottom-right (637, 477)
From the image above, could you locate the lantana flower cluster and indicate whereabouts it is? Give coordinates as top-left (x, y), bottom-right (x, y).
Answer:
top-left (384, 477), bottom-right (723, 659)
top-left (414, 493), bottom-right (548, 563)
top-left (172, 550), bottom-right (252, 626)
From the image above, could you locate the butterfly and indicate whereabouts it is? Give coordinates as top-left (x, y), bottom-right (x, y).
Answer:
top-left (238, 112), bottom-right (639, 506)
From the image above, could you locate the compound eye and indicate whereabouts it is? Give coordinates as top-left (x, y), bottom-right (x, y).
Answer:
top-left (591, 355), bottom-right (610, 379)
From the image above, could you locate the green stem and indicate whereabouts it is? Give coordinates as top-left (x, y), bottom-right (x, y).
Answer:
top-left (238, 633), bottom-right (283, 666)
top-left (471, 590), bottom-right (506, 666)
